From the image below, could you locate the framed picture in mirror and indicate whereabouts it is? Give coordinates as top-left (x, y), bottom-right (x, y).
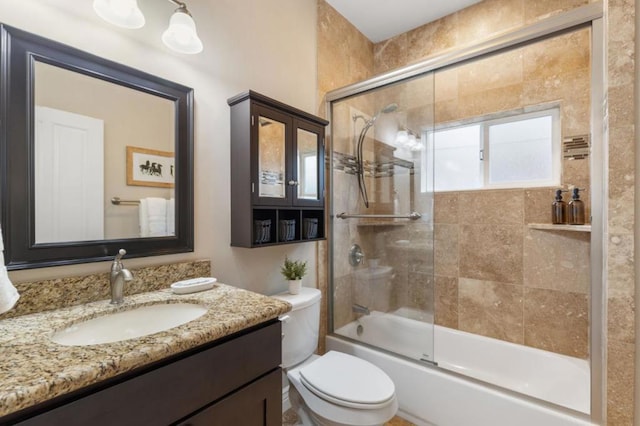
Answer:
top-left (127, 146), bottom-right (175, 188)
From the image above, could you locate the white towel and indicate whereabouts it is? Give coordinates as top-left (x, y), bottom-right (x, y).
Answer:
top-left (166, 198), bottom-right (175, 236)
top-left (0, 224), bottom-right (19, 314)
top-left (139, 199), bottom-right (149, 237)
top-left (139, 197), bottom-right (168, 237)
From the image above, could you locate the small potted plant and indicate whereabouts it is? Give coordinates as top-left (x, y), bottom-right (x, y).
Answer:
top-left (281, 257), bottom-right (307, 294)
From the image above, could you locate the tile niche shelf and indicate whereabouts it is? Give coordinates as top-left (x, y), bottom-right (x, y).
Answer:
top-left (527, 223), bottom-right (592, 232)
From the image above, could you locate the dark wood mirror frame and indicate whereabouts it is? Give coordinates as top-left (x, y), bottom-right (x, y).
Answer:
top-left (0, 24), bottom-right (194, 270)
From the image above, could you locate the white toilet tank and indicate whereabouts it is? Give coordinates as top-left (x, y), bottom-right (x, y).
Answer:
top-left (272, 287), bottom-right (321, 368)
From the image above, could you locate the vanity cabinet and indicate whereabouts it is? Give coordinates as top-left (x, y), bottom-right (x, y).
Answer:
top-left (9, 320), bottom-right (282, 426)
top-left (228, 91), bottom-right (328, 247)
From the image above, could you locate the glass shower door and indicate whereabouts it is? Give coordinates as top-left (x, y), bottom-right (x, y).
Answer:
top-left (330, 72), bottom-right (435, 364)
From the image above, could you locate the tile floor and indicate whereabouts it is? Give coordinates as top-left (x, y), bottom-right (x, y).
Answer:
top-left (282, 408), bottom-right (416, 425)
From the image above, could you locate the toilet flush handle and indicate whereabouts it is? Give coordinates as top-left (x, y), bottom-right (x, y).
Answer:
top-left (279, 315), bottom-right (291, 340)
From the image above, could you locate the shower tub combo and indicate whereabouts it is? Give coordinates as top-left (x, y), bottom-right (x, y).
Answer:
top-left (329, 310), bottom-right (592, 426)
top-left (327, 4), bottom-right (602, 426)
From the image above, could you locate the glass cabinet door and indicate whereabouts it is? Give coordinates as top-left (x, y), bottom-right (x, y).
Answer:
top-left (294, 121), bottom-right (324, 207)
top-left (258, 115), bottom-right (286, 199)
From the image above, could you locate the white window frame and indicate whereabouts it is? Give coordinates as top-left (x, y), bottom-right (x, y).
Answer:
top-left (424, 107), bottom-right (561, 192)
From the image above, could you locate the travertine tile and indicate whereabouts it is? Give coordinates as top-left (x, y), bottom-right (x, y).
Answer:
top-left (435, 276), bottom-right (458, 328)
top-left (373, 34), bottom-right (408, 75)
top-left (391, 263), bottom-right (410, 310)
top-left (434, 224), bottom-right (459, 278)
top-left (385, 415), bottom-right (418, 426)
top-left (457, 83), bottom-right (524, 118)
top-left (406, 13), bottom-right (459, 62)
top-left (458, 278), bottom-right (524, 343)
top-left (522, 70), bottom-right (590, 136)
top-left (318, 239), bottom-right (328, 354)
top-left (407, 271), bottom-right (434, 313)
top-left (608, 181), bottom-right (634, 235)
top-left (522, 28), bottom-right (590, 81)
top-left (608, 40), bottom-right (635, 87)
top-left (457, 49), bottom-right (523, 96)
top-left (524, 188), bottom-right (556, 224)
top-left (607, 234), bottom-right (635, 298)
top-left (435, 99), bottom-right (460, 123)
top-left (455, 0), bottom-right (525, 48)
top-left (523, 287), bottom-right (588, 358)
top-left (434, 192), bottom-right (459, 224)
top-left (607, 339), bottom-right (635, 425)
top-left (332, 222), bottom-right (358, 277)
top-left (458, 189), bottom-right (524, 225)
top-left (523, 228), bottom-right (590, 294)
top-left (317, 0), bottom-right (374, 94)
top-left (608, 296), bottom-right (635, 344)
top-left (459, 224), bottom-right (523, 284)
top-left (563, 158), bottom-right (591, 197)
top-left (333, 273), bottom-right (354, 330)
top-left (524, 0), bottom-right (588, 22)
top-left (608, 84), bottom-right (635, 129)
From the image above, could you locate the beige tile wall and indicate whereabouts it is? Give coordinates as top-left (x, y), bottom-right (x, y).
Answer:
top-left (318, 0), bottom-right (635, 423)
top-left (605, 0), bottom-right (636, 422)
top-left (317, 0), bottom-right (375, 353)
top-left (433, 189), bottom-right (590, 358)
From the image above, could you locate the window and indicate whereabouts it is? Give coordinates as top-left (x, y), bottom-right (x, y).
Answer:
top-left (424, 108), bottom-right (560, 192)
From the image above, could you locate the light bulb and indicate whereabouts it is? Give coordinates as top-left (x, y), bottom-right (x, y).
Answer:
top-left (93, 0), bottom-right (145, 29)
top-left (162, 10), bottom-right (204, 54)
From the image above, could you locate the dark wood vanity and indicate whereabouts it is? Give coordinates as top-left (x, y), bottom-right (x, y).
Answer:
top-left (228, 91), bottom-right (328, 247)
top-left (5, 321), bottom-right (282, 426)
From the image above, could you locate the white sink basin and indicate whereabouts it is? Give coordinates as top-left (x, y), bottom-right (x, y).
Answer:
top-left (51, 303), bottom-right (207, 346)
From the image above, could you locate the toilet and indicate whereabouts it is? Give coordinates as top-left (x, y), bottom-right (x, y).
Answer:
top-left (273, 287), bottom-right (398, 426)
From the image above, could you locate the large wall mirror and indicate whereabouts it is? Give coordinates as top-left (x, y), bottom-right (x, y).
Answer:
top-left (0, 24), bottom-right (194, 269)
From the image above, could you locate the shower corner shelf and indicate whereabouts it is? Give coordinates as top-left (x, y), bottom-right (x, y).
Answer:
top-left (527, 223), bottom-right (591, 232)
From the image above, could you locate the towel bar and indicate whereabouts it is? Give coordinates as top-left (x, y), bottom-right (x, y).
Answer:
top-left (111, 197), bottom-right (140, 206)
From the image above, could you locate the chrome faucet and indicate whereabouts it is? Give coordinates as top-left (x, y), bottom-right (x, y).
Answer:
top-left (352, 303), bottom-right (370, 316)
top-left (110, 249), bottom-right (133, 305)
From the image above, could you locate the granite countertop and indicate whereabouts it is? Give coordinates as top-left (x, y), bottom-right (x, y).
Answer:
top-left (0, 283), bottom-right (291, 418)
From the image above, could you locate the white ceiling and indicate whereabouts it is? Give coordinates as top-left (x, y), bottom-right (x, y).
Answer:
top-left (325, 0), bottom-right (483, 43)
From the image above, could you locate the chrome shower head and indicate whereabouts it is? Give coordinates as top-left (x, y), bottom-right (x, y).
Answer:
top-left (379, 103), bottom-right (398, 114)
top-left (352, 103), bottom-right (399, 124)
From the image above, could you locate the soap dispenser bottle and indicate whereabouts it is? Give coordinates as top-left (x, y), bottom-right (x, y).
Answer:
top-left (551, 189), bottom-right (567, 224)
top-left (568, 188), bottom-right (585, 225)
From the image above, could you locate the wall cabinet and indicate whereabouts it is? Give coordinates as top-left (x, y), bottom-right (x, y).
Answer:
top-left (228, 91), bottom-right (328, 247)
top-left (8, 321), bottom-right (282, 426)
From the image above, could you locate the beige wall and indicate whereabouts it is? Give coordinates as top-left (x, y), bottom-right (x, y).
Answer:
top-left (3, 0), bottom-right (319, 297)
top-left (320, 0), bottom-right (635, 423)
top-left (35, 62), bottom-right (175, 239)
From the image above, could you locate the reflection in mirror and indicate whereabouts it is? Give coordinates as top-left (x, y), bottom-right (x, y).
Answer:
top-left (258, 116), bottom-right (286, 198)
top-left (297, 128), bottom-right (318, 200)
top-left (34, 61), bottom-right (175, 243)
top-left (1, 24), bottom-right (193, 269)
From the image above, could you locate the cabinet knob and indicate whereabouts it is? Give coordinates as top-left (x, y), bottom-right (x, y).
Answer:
top-left (288, 180), bottom-right (299, 186)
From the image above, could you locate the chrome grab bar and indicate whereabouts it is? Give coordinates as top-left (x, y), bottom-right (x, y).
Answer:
top-left (336, 212), bottom-right (422, 220)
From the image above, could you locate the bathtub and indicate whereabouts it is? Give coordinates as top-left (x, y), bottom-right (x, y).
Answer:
top-left (329, 309), bottom-right (594, 426)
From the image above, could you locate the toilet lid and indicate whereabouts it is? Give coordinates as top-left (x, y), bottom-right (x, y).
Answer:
top-left (298, 351), bottom-right (395, 409)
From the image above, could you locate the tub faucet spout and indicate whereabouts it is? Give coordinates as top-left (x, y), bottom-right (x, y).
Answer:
top-left (352, 303), bottom-right (370, 315)
top-left (110, 249), bottom-right (133, 305)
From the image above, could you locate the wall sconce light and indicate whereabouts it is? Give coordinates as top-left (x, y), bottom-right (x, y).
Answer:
top-left (93, 0), bottom-right (145, 29)
top-left (395, 128), bottom-right (423, 151)
top-left (93, 0), bottom-right (203, 54)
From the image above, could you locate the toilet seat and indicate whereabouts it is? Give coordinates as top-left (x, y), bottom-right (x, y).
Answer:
top-left (299, 351), bottom-right (395, 409)
top-left (287, 353), bottom-right (398, 426)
